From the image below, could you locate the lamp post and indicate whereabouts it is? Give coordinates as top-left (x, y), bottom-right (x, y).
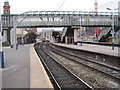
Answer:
top-left (21, 28), bottom-right (24, 45)
top-left (106, 8), bottom-right (117, 50)
top-left (79, 16), bottom-right (83, 46)
top-left (0, 0), bottom-right (4, 68)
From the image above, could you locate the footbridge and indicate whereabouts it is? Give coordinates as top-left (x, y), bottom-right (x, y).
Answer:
top-left (2, 11), bottom-right (120, 28)
top-left (1, 11), bottom-right (120, 44)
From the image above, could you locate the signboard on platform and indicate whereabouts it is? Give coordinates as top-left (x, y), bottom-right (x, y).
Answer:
top-left (110, 30), bottom-right (115, 34)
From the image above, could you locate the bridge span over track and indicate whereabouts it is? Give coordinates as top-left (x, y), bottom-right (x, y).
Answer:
top-left (1, 11), bottom-right (120, 44)
top-left (2, 11), bottom-right (120, 28)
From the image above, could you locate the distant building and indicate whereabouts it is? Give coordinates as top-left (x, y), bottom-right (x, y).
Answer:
top-left (40, 29), bottom-right (61, 42)
top-left (24, 28), bottom-right (37, 33)
top-left (16, 28), bottom-right (38, 44)
top-left (85, 27), bottom-right (95, 36)
top-left (16, 28), bottom-right (28, 38)
top-left (40, 29), bottom-right (54, 42)
top-left (2, 0), bottom-right (11, 42)
top-left (3, 0), bottom-right (10, 14)
top-left (16, 28), bottom-right (37, 38)
top-left (81, 27), bottom-right (95, 41)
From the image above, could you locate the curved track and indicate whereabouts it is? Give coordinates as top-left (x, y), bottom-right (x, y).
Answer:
top-left (34, 43), bottom-right (93, 89)
top-left (47, 43), bottom-right (120, 81)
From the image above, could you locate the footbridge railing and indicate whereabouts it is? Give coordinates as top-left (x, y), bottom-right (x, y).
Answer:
top-left (1, 11), bottom-right (120, 28)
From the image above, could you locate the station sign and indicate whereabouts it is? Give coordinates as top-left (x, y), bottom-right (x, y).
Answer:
top-left (71, 26), bottom-right (80, 29)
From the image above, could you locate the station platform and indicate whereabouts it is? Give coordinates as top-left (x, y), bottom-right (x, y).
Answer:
top-left (52, 43), bottom-right (119, 57)
top-left (2, 44), bottom-right (53, 88)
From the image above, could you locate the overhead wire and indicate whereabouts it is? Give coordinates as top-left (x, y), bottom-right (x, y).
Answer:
top-left (55, 0), bottom-right (66, 11)
top-left (99, 2), bottom-right (114, 10)
top-left (54, 0), bottom-right (63, 10)
top-left (98, 0), bottom-right (119, 11)
top-left (99, 0), bottom-right (117, 7)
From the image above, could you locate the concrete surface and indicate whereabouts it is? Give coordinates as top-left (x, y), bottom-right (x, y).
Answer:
top-left (53, 43), bottom-right (119, 57)
top-left (30, 45), bottom-right (53, 88)
top-left (0, 69), bottom-right (2, 90)
top-left (2, 45), bottom-right (30, 88)
top-left (2, 44), bottom-right (53, 88)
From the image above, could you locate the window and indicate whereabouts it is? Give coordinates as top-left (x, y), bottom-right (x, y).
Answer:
top-left (5, 10), bottom-right (8, 13)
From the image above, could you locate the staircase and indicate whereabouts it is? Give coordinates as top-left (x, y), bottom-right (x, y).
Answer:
top-left (98, 27), bottom-right (111, 42)
top-left (61, 27), bottom-right (68, 42)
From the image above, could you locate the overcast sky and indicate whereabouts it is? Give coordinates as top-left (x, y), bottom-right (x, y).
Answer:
top-left (1, 0), bottom-right (119, 14)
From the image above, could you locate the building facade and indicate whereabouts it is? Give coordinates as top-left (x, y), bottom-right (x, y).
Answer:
top-left (40, 29), bottom-right (54, 42)
top-left (3, 0), bottom-right (10, 14)
top-left (2, 0), bottom-right (11, 43)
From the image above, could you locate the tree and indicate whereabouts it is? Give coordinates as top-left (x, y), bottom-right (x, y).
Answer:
top-left (24, 32), bottom-right (37, 44)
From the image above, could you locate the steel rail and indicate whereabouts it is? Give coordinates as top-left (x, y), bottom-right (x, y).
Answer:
top-left (35, 44), bottom-right (61, 90)
top-left (34, 43), bottom-right (94, 89)
top-left (48, 43), bottom-right (120, 81)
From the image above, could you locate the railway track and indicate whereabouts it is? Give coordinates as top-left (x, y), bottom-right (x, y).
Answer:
top-left (34, 43), bottom-right (93, 89)
top-left (46, 43), bottom-right (120, 81)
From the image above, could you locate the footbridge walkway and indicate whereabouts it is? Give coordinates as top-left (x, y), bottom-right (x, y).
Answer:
top-left (2, 11), bottom-right (120, 28)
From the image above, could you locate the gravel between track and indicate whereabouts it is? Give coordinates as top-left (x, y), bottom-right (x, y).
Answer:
top-left (43, 44), bottom-right (119, 88)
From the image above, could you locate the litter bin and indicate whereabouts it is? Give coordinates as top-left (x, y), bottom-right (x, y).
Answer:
top-left (74, 42), bottom-right (77, 45)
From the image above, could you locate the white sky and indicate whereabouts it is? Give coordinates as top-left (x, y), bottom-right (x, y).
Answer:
top-left (1, 0), bottom-right (119, 14)
top-left (0, 0), bottom-right (119, 31)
